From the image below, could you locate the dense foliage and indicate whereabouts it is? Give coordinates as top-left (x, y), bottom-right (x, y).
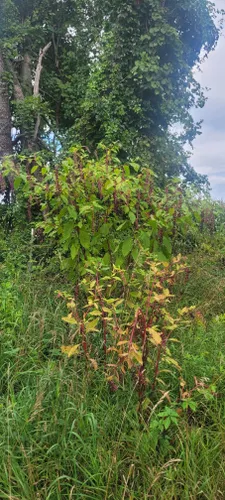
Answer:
top-left (0, 0), bottom-right (222, 185)
top-left (0, 1), bottom-right (225, 498)
top-left (0, 170), bottom-right (225, 497)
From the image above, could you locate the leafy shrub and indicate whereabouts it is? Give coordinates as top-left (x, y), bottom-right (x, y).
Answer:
top-left (2, 145), bottom-right (200, 401)
top-left (4, 145), bottom-right (195, 272)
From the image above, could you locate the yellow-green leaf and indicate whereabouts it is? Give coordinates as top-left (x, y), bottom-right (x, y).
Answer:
top-left (90, 310), bottom-right (102, 317)
top-left (131, 350), bottom-right (143, 364)
top-left (147, 328), bottom-right (162, 346)
top-left (164, 356), bottom-right (181, 370)
top-left (85, 318), bottom-right (99, 333)
top-left (62, 313), bottom-right (77, 325)
top-left (61, 344), bottom-right (80, 357)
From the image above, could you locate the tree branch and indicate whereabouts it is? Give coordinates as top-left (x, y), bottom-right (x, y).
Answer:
top-left (33, 42), bottom-right (51, 142)
top-left (33, 42), bottom-right (52, 97)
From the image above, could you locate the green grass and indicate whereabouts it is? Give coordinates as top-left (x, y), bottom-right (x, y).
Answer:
top-left (177, 239), bottom-right (225, 319)
top-left (0, 264), bottom-right (224, 499)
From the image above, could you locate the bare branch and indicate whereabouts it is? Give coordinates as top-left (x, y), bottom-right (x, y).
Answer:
top-left (33, 42), bottom-right (52, 97)
top-left (33, 42), bottom-right (51, 142)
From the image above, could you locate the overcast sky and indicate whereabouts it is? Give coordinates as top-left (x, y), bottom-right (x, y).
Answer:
top-left (191, 0), bottom-right (225, 199)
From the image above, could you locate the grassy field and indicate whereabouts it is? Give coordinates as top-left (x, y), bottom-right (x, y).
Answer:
top-left (0, 247), bottom-right (224, 500)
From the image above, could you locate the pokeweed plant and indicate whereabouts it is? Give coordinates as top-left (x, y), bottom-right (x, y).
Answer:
top-left (59, 253), bottom-right (193, 402)
top-left (3, 145), bottom-right (196, 401)
top-left (4, 144), bottom-right (194, 272)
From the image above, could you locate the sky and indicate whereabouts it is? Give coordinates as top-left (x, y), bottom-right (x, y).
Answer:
top-left (191, 0), bottom-right (225, 199)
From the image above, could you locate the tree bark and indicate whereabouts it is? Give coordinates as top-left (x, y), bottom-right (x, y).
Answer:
top-left (21, 53), bottom-right (32, 96)
top-left (0, 51), bottom-right (12, 160)
top-left (6, 60), bottom-right (24, 101)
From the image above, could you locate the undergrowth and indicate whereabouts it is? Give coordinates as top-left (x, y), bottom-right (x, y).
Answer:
top-left (0, 240), bottom-right (224, 499)
top-left (0, 151), bottom-right (225, 498)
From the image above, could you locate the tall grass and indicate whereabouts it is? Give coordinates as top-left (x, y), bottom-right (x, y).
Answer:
top-left (0, 260), bottom-right (224, 499)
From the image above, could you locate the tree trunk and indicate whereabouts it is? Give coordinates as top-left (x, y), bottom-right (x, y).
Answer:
top-left (0, 51), bottom-right (12, 160)
top-left (21, 53), bottom-right (32, 96)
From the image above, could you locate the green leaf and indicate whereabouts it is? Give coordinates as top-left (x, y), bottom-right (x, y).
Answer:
top-left (100, 223), bottom-right (111, 236)
top-left (104, 179), bottom-right (114, 190)
top-left (68, 206), bottom-right (77, 220)
top-left (122, 237), bottom-right (133, 257)
top-left (14, 177), bottom-right (22, 189)
top-left (124, 165), bottom-right (130, 176)
top-left (79, 205), bottom-right (92, 215)
top-left (31, 165), bottom-right (39, 174)
top-left (102, 252), bottom-right (111, 265)
top-left (115, 256), bottom-right (125, 267)
top-left (154, 251), bottom-right (168, 262)
top-left (130, 162), bottom-right (140, 172)
top-left (128, 211), bottom-right (136, 224)
top-left (79, 229), bottom-right (90, 249)
top-left (63, 221), bottom-right (74, 240)
top-left (139, 231), bottom-right (150, 249)
top-left (164, 417), bottom-right (171, 430)
top-left (132, 247), bottom-right (139, 260)
top-left (162, 236), bottom-right (172, 255)
top-left (93, 201), bottom-right (105, 210)
top-left (117, 221), bottom-right (127, 232)
top-left (148, 219), bottom-right (157, 230)
top-left (71, 243), bottom-right (79, 260)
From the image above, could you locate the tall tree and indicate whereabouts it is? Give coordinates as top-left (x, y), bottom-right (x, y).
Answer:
top-left (73, 0), bottom-right (220, 182)
top-left (0, 0), bottom-right (222, 187)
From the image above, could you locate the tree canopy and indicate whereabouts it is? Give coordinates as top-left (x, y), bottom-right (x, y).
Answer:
top-left (0, 0), bottom-right (222, 186)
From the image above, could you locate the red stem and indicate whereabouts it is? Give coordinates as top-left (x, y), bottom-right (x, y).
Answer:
top-left (128, 309), bottom-right (140, 351)
top-left (152, 344), bottom-right (162, 392)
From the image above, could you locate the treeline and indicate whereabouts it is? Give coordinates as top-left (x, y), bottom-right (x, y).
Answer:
top-left (0, 0), bottom-right (222, 186)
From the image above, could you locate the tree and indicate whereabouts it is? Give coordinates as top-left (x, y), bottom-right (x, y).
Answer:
top-left (0, 0), bottom-right (222, 188)
top-left (73, 0), bottom-right (220, 183)
top-left (0, 0), bottom-right (105, 155)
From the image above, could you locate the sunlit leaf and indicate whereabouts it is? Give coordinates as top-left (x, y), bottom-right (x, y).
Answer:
top-left (147, 328), bottom-right (162, 345)
top-left (61, 344), bottom-right (80, 357)
top-left (90, 310), bottom-right (102, 317)
top-left (85, 318), bottom-right (99, 332)
top-left (62, 313), bottom-right (77, 325)
top-left (131, 350), bottom-right (143, 365)
top-left (14, 177), bottom-right (22, 189)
